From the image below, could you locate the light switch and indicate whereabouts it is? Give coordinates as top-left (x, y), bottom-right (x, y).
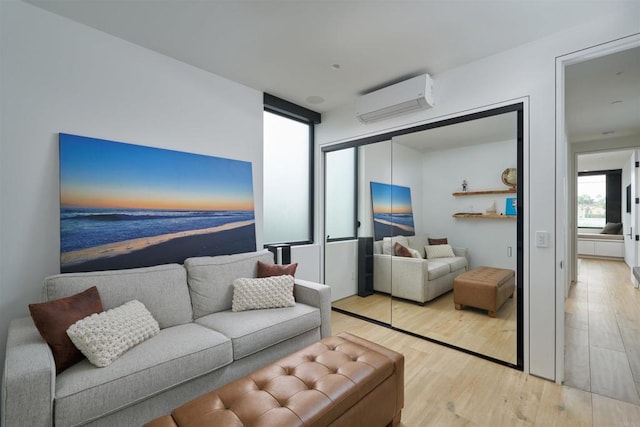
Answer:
top-left (535, 231), bottom-right (549, 248)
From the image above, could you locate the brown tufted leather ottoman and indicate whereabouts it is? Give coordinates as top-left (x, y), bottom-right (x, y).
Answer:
top-left (453, 266), bottom-right (515, 317)
top-left (145, 332), bottom-right (404, 427)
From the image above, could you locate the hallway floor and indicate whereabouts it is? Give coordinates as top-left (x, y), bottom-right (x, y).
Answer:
top-left (565, 258), bottom-right (640, 406)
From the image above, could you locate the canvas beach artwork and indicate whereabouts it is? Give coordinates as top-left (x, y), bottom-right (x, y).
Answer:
top-left (59, 133), bottom-right (256, 273)
top-left (370, 182), bottom-right (415, 241)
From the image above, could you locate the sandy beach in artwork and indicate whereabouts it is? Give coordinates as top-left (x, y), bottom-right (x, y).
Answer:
top-left (373, 218), bottom-right (415, 232)
top-left (61, 219), bottom-right (255, 267)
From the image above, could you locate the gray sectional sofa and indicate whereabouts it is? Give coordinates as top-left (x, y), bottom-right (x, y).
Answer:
top-left (1, 250), bottom-right (331, 427)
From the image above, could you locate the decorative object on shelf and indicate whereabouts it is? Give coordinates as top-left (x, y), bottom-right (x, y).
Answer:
top-left (462, 180), bottom-right (468, 192)
top-left (501, 168), bottom-right (517, 189)
top-left (505, 197), bottom-right (517, 216)
top-left (485, 201), bottom-right (497, 214)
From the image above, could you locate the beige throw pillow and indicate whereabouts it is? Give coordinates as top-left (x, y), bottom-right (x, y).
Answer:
top-left (232, 275), bottom-right (295, 312)
top-left (66, 300), bottom-right (159, 367)
top-left (425, 244), bottom-right (455, 259)
top-left (407, 247), bottom-right (423, 259)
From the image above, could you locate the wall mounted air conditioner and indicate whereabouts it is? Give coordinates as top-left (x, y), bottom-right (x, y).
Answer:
top-left (356, 74), bottom-right (433, 123)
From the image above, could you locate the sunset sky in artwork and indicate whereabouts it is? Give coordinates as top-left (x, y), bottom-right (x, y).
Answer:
top-left (370, 182), bottom-right (413, 214)
top-left (60, 134), bottom-right (254, 211)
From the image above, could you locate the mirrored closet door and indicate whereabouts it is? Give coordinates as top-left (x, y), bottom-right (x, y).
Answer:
top-left (324, 103), bottom-right (524, 368)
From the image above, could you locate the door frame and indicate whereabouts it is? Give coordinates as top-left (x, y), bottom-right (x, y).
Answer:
top-left (555, 34), bottom-right (640, 384)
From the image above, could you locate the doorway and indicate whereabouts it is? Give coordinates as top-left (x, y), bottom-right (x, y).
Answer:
top-left (556, 35), bottom-right (640, 385)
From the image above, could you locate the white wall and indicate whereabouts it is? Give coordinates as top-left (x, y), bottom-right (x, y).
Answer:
top-left (422, 140), bottom-right (517, 271)
top-left (0, 1), bottom-right (263, 377)
top-left (317, 7), bottom-right (640, 380)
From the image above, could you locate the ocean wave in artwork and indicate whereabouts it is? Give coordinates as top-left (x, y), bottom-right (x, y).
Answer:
top-left (60, 207), bottom-right (255, 253)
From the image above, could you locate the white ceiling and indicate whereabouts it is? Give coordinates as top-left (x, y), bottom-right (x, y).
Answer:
top-left (577, 150), bottom-right (633, 172)
top-left (394, 111), bottom-right (516, 152)
top-left (566, 46), bottom-right (640, 144)
top-left (23, 0), bottom-right (640, 145)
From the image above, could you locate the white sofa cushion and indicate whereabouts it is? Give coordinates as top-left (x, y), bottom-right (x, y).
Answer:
top-left (196, 303), bottom-right (320, 360)
top-left (185, 250), bottom-right (274, 318)
top-left (426, 262), bottom-right (451, 280)
top-left (43, 264), bottom-right (192, 329)
top-left (433, 256), bottom-right (468, 272)
top-left (67, 300), bottom-right (160, 367)
top-left (55, 323), bottom-right (232, 426)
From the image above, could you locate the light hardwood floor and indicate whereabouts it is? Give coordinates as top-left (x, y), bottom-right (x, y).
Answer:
top-left (565, 258), bottom-right (640, 407)
top-left (333, 310), bottom-right (640, 426)
top-left (333, 288), bottom-right (516, 363)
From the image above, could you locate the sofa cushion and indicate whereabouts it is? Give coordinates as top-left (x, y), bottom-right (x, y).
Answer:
top-left (257, 260), bottom-right (298, 278)
top-left (54, 323), bottom-right (232, 427)
top-left (382, 236), bottom-right (408, 255)
top-left (43, 264), bottom-right (192, 329)
top-left (425, 244), bottom-right (455, 259)
top-left (426, 261), bottom-right (451, 281)
top-left (28, 286), bottom-right (104, 374)
top-left (394, 242), bottom-right (412, 258)
top-left (433, 256), bottom-right (468, 272)
top-left (185, 250), bottom-right (274, 319)
top-left (231, 276), bottom-right (295, 312)
top-left (428, 237), bottom-right (448, 245)
top-left (195, 303), bottom-right (320, 360)
top-left (67, 300), bottom-right (160, 367)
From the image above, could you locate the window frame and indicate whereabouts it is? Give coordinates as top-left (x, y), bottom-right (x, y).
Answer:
top-left (324, 146), bottom-right (359, 243)
top-left (263, 94), bottom-right (320, 246)
top-left (577, 169), bottom-right (622, 229)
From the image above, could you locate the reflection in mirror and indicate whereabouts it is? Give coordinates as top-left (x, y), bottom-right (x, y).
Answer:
top-left (324, 104), bottom-right (522, 368)
top-left (390, 112), bottom-right (518, 364)
top-left (327, 143), bottom-right (393, 324)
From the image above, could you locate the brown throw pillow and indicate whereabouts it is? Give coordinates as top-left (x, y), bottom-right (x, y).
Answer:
top-left (28, 286), bottom-right (104, 374)
top-left (257, 261), bottom-right (298, 278)
top-left (428, 237), bottom-right (448, 245)
top-left (394, 242), bottom-right (412, 258)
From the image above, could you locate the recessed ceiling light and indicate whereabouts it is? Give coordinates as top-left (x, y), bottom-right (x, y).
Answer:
top-left (306, 96), bottom-right (325, 105)
top-left (331, 63), bottom-right (341, 70)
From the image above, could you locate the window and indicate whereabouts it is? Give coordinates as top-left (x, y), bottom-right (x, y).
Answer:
top-left (577, 170), bottom-right (622, 228)
top-left (263, 94), bottom-right (320, 245)
top-left (325, 147), bottom-right (357, 241)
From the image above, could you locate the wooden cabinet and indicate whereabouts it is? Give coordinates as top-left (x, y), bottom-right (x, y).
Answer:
top-left (357, 237), bottom-right (374, 297)
top-left (577, 237), bottom-right (624, 258)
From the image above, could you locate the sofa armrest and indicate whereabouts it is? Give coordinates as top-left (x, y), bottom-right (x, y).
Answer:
top-left (452, 247), bottom-right (468, 259)
top-left (2, 317), bottom-right (55, 427)
top-left (294, 279), bottom-right (332, 338)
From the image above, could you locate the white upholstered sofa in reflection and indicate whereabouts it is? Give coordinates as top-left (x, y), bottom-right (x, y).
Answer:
top-left (372, 235), bottom-right (468, 304)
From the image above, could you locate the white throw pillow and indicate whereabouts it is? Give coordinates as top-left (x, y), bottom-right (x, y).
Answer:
top-left (66, 300), bottom-right (160, 367)
top-left (232, 275), bottom-right (295, 312)
top-left (425, 244), bottom-right (456, 259)
top-left (382, 236), bottom-right (409, 255)
top-left (407, 247), bottom-right (423, 259)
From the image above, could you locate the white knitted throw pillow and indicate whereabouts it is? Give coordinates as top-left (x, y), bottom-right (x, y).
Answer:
top-left (232, 275), bottom-right (295, 312)
top-left (67, 300), bottom-right (160, 367)
top-left (425, 244), bottom-right (456, 259)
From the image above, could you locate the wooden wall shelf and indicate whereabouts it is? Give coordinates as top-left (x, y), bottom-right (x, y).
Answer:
top-left (452, 213), bottom-right (516, 219)
top-left (452, 188), bottom-right (516, 196)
